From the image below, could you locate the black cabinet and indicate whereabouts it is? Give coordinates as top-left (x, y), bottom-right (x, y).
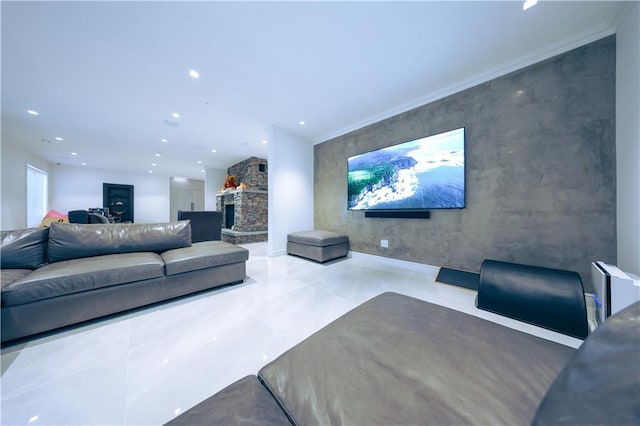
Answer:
top-left (103, 183), bottom-right (134, 223)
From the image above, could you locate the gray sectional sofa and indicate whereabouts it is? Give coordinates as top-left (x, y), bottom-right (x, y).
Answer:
top-left (168, 264), bottom-right (639, 425)
top-left (1, 221), bottom-right (249, 343)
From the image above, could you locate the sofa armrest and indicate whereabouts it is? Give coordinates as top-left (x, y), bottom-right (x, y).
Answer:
top-left (532, 301), bottom-right (640, 425)
top-left (477, 259), bottom-right (589, 339)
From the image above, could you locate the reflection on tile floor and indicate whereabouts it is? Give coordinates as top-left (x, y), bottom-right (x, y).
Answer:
top-left (1, 243), bottom-right (582, 425)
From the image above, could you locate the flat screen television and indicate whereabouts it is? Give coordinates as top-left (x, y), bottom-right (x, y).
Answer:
top-left (347, 127), bottom-right (465, 210)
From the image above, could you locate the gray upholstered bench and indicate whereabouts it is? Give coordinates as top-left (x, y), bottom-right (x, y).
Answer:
top-left (287, 230), bottom-right (349, 263)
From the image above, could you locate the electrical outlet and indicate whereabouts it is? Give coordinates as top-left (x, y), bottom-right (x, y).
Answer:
top-left (381, 239), bottom-right (389, 248)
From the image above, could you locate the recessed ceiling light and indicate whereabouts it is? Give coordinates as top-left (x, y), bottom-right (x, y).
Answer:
top-left (197, 160), bottom-right (202, 164)
top-left (523, 0), bottom-right (537, 10)
top-left (27, 110), bottom-right (39, 116)
top-left (149, 170), bottom-right (153, 174)
top-left (172, 112), bottom-right (180, 119)
top-left (81, 162), bottom-right (87, 166)
top-left (299, 121), bottom-right (305, 126)
top-left (189, 69), bottom-right (199, 79)
top-left (200, 169), bottom-right (205, 173)
top-left (262, 140), bottom-right (268, 144)
top-left (55, 137), bottom-right (63, 141)
top-left (161, 138), bottom-right (168, 143)
top-left (152, 163), bottom-right (157, 167)
top-left (155, 153), bottom-right (161, 157)
top-left (211, 149), bottom-right (217, 153)
top-left (71, 152), bottom-right (78, 156)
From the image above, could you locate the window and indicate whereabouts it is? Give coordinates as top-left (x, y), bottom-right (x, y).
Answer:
top-left (27, 165), bottom-right (48, 227)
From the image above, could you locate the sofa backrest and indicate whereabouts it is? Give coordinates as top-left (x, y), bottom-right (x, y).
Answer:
top-left (48, 221), bottom-right (192, 263)
top-left (1, 227), bottom-right (49, 269)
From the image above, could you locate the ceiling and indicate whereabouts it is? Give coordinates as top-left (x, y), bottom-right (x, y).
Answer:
top-left (1, 1), bottom-right (621, 180)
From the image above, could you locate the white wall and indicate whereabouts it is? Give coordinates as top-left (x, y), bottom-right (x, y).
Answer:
top-left (1, 142), bottom-right (51, 230)
top-left (50, 165), bottom-right (171, 223)
top-left (616, 1), bottom-right (640, 276)
top-left (205, 167), bottom-right (227, 210)
top-left (267, 126), bottom-right (314, 256)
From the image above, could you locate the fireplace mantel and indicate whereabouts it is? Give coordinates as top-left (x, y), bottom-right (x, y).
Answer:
top-left (216, 189), bottom-right (268, 196)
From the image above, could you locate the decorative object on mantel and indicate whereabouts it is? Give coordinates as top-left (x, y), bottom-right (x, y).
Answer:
top-left (239, 182), bottom-right (247, 191)
top-left (223, 175), bottom-right (237, 189)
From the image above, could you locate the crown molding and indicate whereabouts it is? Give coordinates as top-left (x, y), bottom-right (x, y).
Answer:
top-left (607, 1), bottom-right (635, 31)
top-left (314, 25), bottom-right (616, 145)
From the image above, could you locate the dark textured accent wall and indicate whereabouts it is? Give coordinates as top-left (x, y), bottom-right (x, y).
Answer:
top-left (314, 36), bottom-right (616, 288)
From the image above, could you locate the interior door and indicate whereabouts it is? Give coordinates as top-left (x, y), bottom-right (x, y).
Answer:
top-left (170, 178), bottom-right (205, 221)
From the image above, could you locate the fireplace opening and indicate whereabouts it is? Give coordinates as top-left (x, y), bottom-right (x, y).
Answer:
top-left (225, 204), bottom-right (235, 229)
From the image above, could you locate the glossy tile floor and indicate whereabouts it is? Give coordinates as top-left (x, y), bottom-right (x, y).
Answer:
top-left (1, 243), bottom-right (582, 425)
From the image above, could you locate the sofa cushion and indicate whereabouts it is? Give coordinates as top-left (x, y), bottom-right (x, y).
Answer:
top-left (287, 230), bottom-right (348, 247)
top-left (2, 252), bottom-right (165, 306)
top-left (1, 227), bottom-right (49, 269)
top-left (1, 269), bottom-right (32, 290)
top-left (532, 301), bottom-right (640, 425)
top-left (48, 221), bottom-right (191, 263)
top-left (162, 241), bottom-right (249, 276)
top-left (165, 375), bottom-right (291, 426)
top-left (258, 292), bottom-right (575, 426)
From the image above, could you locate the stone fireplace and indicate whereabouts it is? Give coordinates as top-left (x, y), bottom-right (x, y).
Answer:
top-left (216, 157), bottom-right (268, 244)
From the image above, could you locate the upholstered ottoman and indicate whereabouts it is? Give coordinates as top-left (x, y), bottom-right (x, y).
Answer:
top-left (287, 230), bottom-right (349, 263)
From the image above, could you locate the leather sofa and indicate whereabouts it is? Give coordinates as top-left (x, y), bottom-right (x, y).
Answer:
top-left (168, 268), bottom-right (639, 425)
top-left (1, 221), bottom-right (249, 343)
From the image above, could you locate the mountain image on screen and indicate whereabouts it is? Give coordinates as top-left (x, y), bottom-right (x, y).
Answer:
top-left (347, 128), bottom-right (465, 210)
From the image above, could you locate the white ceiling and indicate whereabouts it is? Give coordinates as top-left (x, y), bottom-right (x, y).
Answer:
top-left (1, 1), bottom-right (621, 179)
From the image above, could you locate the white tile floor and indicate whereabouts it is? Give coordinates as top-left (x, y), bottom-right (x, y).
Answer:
top-left (0, 243), bottom-right (582, 425)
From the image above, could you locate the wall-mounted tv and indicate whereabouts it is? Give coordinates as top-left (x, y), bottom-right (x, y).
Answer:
top-left (348, 127), bottom-right (465, 211)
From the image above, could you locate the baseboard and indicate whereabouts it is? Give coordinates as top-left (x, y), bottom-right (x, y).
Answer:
top-left (349, 251), bottom-right (440, 274)
top-left (270, 248), bottom-right (287, 257)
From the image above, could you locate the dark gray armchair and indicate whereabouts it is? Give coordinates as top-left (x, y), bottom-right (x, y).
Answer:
top-left (177, 211), bottom-right (223, 243)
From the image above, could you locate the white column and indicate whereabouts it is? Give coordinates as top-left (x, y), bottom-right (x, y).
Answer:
top-left (267, 126), bottom-right (314, 256)
top-left (616, 1), bottom-right (640, 275)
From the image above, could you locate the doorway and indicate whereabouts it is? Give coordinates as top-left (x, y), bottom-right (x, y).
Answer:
top-left (103, 183), bottom-right (134, 223)
top-left (170, 178), bottom-right (205, 221)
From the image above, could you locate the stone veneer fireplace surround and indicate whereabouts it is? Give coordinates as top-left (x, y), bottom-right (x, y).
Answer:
top-left (216, 157), bottom-right (268, 244)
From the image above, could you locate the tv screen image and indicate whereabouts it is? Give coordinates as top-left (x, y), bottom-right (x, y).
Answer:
top-left (347, 127), bottom-right (465, 210)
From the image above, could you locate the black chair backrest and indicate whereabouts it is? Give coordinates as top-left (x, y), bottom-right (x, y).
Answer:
top-left (177, 211), bottom-right (223, 243)
top-left (477, 259), bottom-right (589, 339)
top-left (68, 210), bottom-right (89, 224)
